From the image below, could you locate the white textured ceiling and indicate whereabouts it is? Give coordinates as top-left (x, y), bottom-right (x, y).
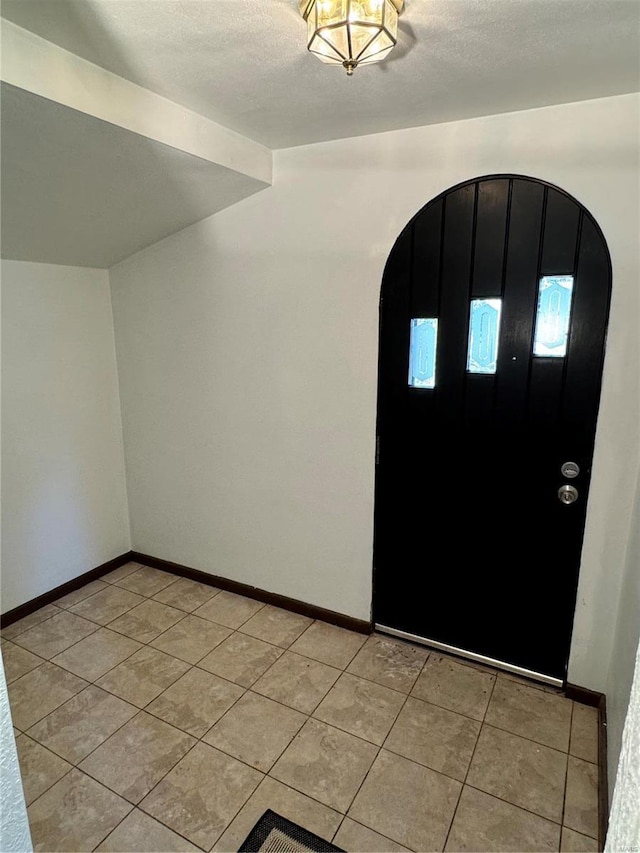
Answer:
top-left (2, 0), bottom-right (639, 149)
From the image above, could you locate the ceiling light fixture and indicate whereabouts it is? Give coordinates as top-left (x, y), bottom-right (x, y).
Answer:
top-left (299, 0), bottom-right (404, 76)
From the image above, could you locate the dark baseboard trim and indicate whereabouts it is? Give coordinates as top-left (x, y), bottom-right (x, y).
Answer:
top-left (566, 683), bottom-right (608, 850)
top-left (0, 551), bottom-right (134, 627)
top-left (565, 683), bottom-right (602, 708)
top-left (131, 551), bottom-right (372, 635)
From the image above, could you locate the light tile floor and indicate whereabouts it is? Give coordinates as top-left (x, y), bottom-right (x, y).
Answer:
top-left (2, 563), bottom-right (600, 852)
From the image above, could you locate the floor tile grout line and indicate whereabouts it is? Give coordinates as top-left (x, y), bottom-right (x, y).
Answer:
top-left (10, 593), bottom-right (577, 749)
top-left (263, 767), bottom-right (349, 823)
top-left (462, 781), bottom-right (571, 831)
top-left (332, 816), bottom-right (408, 852)
top-left (479, 720), bottom-right (580, 759)
top-left (333, 683), bottom-right (415, 850)
top-left (197, 687), bottom-right (306, 753)
top-left (27, 689), bottom-right (192, 774)
top-left (22, 679), bottom-right (140, 758)
top-left (137, 737), bottom-right (264, 849)
top-left (88, 800), bottom-right (137, 853)
top-left (16, 582), bottom-right (591, 853)
top-left (0, 606), bottom-right (65, 641)
top-left (16, 732), bottom-right (77, 809)
top-left (39, 630), bottom-right (149, 688)
top-left (23, 657), bottom-right (587, 850)
top-left (560, 700), bottom-right (576, 835)
top-left (441, 666), bottom-right (498, 851)
top-left (90, 800), bottom-right (208, 853)
top-left (328, 666), bottom-right (430, 850)
top-left (2, 645), bottom-right (48, 685)
top-left (10, 615), bottom-right (103, 660)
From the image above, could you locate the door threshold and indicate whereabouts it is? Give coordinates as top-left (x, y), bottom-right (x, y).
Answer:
top-left (375, 624), bottom-right (564, 688)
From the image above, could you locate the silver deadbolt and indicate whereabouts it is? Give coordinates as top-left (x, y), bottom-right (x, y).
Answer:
top-left (561, 461), bottom-right (580, 479)
top-left (558, 484), bottom-right (579, 505)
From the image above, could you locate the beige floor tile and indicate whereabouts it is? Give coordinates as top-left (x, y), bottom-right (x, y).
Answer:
top-left (347, 634), bottom-right (429, 693)
top-left (27, 685), bottom-right (138, 764)
top-left (146, 667), bottom-right (244, 737)
top-left (55, 580), bottom-right (109, 609)
top-left (101, 562), bottom-right (143, 584)
top-left (107, 600), bottom-right (186, 643)
top-left (193, 590), bottom-right (265, 629)
top-left (96, 646), bottom-right (190, 707)
top-left (204, 690), bottom-right (305, 771)
top-left (290, 622), bottom-right (368, 670)
top-left (333, 818), bottom-right (411, 852)
top-left (69, 586), bottom-right (144, 626)
top-left (213, 776), bottom-right (342, 852)
top-left (313, 672), bottom-right (406, 745)
top-left (140, 742), bottom-right (262, 850)
top-left (466, 725), bottom-right (567, 822)
top-left (561, 826), bottom-right (599, 852)
top-left (198, 632), bottom-right (284, 687)
top-left (485, 677), bottom-right (572, 751)
top-left (51, 628), bottom-right (141, 681)
top-left (80, 711), bottom-right (195, 804)
top-left (270, 718), bottom-right (377, 813)
top-left (97, 808), bottom-right (199, 851)
top-left (151, 615), bottom-right (232, 664)
top-left (27, 768), bottom-right (132, 852)
top-left (412, 654), bottom-right (495, 720)
top-left (253, 651), bottom-right (340, 714)
top-left (239, 604), bottom-right (313, 648)
top-left (0, 640), bottom-right (43, 683)
top-left (349, 748), bottom-right (461, 851)
top-left (8, 662), bottom-right (88, 730)
top-left (385, 695), bottom-right (480, 781)
top-left (12, 610), bottom-right (98, 659)
top-left (445, 786), bottom-right (560, 852)
top-left (153, 576), bottom-right (221, 612)
top-left (564, 756), bottom-right (598, 839)
top-left (114, 566), bottom-right (179, 597)
top-left (15, 734), bottom-right (72, 805)
top-left (97, 808), bottom-right (200, 851)
top-left (570, 703), bottom-right (599, 764)
top-left (1, 604), bottom-right (61, 640)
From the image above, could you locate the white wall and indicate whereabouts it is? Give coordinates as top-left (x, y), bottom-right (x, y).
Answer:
top-left (111, 93), bottom-right (639, 688)
top-left (606, 471), bottom-right (640, 789)
top-left (606, 640), bottom-right (640, 849)
top-left (0, 660), bottom-right (31, 852)
top-left (1, 260), bottom-right (130, 612)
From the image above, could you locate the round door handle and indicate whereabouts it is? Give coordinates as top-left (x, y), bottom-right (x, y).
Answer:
top-left (558, 485), bottom-right (578, 505)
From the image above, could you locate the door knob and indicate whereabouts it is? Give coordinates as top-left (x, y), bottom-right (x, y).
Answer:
top-left (558, 485), bottom-right (578, 505)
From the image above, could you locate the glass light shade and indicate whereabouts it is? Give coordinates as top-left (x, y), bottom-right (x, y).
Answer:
top-left (301, 0), bottom-right (403, 74)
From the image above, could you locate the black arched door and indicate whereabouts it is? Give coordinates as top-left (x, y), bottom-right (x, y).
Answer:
top-left (373, 175), bottom-right (611, 684)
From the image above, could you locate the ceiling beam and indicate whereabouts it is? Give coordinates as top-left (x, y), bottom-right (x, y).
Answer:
top-left (0, 19), bottom-right (272, 187)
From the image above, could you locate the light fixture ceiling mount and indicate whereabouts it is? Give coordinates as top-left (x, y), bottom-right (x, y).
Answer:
top-left (299, 0), bottom-right (404, 75)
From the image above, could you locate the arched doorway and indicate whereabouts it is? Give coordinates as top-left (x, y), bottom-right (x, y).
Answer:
top-left (373, 175), bottom-right (611, 684)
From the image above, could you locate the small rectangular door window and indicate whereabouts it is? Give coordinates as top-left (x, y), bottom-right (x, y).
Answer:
top-left (467, 298), bottom-right (502, 374)
top-left (533, 275), bottom-right (574, 357)
top-left (408, 318), bottom-right (438, 388)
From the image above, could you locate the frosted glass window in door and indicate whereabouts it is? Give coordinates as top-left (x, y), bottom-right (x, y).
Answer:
top-left (408, 318), bottom-right (438, 388)
top-left (533, 275), bottom-right (574, 357)
top-left (467, 299), bottom-right (502, 374)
